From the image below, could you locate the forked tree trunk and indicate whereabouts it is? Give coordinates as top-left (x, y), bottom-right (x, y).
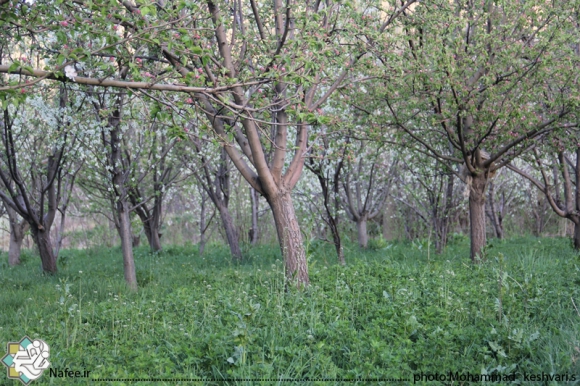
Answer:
top-left (469, 173), bottom-right (488, 262)
top-left (268, 192), bottom-right (309, 286)
top-left (8, 218), bottom-right (27, 266)
top-left (117, 200), bottom-right (137, 290)
top-left (217, 203), bottom-right (242, 260)
top-left (30, 226), bottom-right (57, 273)
top-left (356, 217), bottom-right (369, 249)
top-left (143, 221), bottom-right (162, 252)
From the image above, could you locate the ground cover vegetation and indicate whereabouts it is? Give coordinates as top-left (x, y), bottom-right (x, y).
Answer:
top-left (0, 238), bottom-right (579, 385)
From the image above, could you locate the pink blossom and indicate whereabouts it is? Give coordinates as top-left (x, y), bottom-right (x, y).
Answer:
top-left (184, 127), bottom-right (189, 133)
top-left (110, 57), bottom-right (115, 62)
top-left (60, 21), bottom-right (68, 27)
top-left (186, 98), bottom-right (193, 104)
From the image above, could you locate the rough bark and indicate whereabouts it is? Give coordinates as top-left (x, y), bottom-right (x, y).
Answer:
top-left (30, 226), bottom-right (57, 273)
top-left (140, 212), bottom-right (162, 252)
top-left (129, 185), bottom-right (164, 252)
top-left (268, 192), bottom-right (309, 286)
top-left (469, 172), bottom-right (488, 262)
top-left (356, 217), bottom-right (369, 249)
top-left (117, 200), bottom-right (137, 290)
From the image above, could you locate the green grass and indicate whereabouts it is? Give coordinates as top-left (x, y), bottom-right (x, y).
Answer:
top-left (0, 237), bottom-right (579, 385)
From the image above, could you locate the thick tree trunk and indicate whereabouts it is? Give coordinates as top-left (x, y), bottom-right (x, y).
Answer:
top-left (469, 173), bottom-right (488, 262)
top-left (8, 219), bottom-right (27, 266)
top-left (117, 201), bottom-right (137, 290)
top-left (143, 222), bottom-right (162, 252)
top-left (217, 203), bottom-right (242, 261)
top-left (268, 192), bottom-right (309, 286)
top-left (356, 217), bottom-right (369, 249)
top-left (30, 226), bottom-right (57, 273)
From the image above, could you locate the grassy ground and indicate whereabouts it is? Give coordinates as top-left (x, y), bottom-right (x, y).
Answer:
top-left (0, 236), bottom-right (579, 385)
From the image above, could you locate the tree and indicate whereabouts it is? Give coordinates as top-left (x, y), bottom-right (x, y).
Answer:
top-left (3, 202), bottom-right (28, 266)
top-left (0, 86), bottom-right (80, 273)
top-left (395, 154), bottom-right (459, 253)
top-left (509, 143), bottom-right (580, 249)
top-left (306, 129), bottom-right (347, 264)
top-left (1, 0), bottom-right (415, 285)
top-left (376, 0), bottom-right (579, 261)
top-left (339, 140), bottom-right (396, 249)
top-left (187, 131), bottom-right (242, 261)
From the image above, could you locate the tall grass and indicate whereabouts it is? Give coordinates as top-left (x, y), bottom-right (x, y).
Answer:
top-left (0, 237), bottom-right (578, 385)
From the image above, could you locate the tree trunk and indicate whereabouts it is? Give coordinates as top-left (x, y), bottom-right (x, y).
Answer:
top-left (8, 218), bottom-right (27, 266)
top-left (132, 234), bottom-right (141, 247)
top-left (117, 200), bottom-right (137, 290)
top-left (6, 205), bottom-right (28, 266)
top-left (573, 218), bottom-right (580, 250)
top-left (54, 211), bottom-right (67, 258)
top-left (487, 181), bottom-right (504, 239)
top-left (143, 221), bottom-right (162, 252)
top-left (469, 173), bottom-right (487, 262)
top-left (268, 192), bottom-right (309, 286)
top-left (249, 187), bottom-right (259, 245)
top-left (356, 217), bottom-right (369, 249)
top-left (217, 202), bottom-right (242, 261)
top-left (30, 226), bottom-right (57, 273)
top-left (329, 217), bottom-right (345, 265)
